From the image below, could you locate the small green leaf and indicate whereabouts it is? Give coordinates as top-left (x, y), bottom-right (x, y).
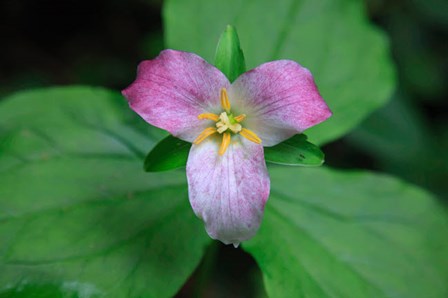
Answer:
top-left (264, 134), bottom-right (324, 166)
top-left (214, 25), bottom-right (246, 82)
top-left (144, 135), bottom-right (191, 172)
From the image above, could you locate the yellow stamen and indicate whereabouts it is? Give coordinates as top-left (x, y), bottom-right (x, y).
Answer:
top-left (219, 132), bottom-right (231, 155)
top-left (194, 87), bottom-right (262, 155)
top-left (198, 113), bottom-right (219, 122)
top-left (220, 88), bottom-right (231, 112)
top-left (240, 128), bottom-right (262, 144)
top-left (234, 114), bottom-right (246, 122)
top-left (193, 127), bottom-right (217, 144)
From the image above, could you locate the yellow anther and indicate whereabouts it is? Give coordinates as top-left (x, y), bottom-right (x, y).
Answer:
top-left (234, 114), bottom-right (246, 122)
top-left (220, 88), bottom-right (231, 112)
top-left (198, 113), bottom-right (219, 122)
top-left (193, 127), bottom-right (217, 144)
top-left (240, 128), bottom-right (262, 144)
top-left (219, 132), bottom-right (231, 156)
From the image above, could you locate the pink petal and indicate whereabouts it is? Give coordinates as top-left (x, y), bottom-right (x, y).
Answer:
top-left (186, 136), bottom-right (270, 246)
top-left (230, 60), bottom-right (332, 146)
top-left (122, 50), bottom-right (230, 142)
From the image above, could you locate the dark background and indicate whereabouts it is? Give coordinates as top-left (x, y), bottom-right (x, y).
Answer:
top-left (1, 0), bottom-right (447, 296)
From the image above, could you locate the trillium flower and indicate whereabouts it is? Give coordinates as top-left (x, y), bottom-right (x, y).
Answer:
top-left (122, 49), bottom-right (331, 247)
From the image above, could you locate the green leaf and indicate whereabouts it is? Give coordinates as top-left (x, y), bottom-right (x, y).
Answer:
top-left (144, 135), bottom-right (191, 172)
top-left (264, 134), bottom-right (324, 166)
top-left (145, 134), bottom-right (324, 171)
top-left (0, 87), bottom-right (211, 297)
top-left (164, 0), bottom-right (396, 145)
top-left (214, 25), bottom-right (246, 82)
top-left (243, 167), bottom-right (448, 298)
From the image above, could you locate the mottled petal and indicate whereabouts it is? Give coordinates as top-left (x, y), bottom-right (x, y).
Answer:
top-left (230, 60), bottom-right (332, 146)
top-left (122, 50), bottom-right (230, 142)
top-left (186, 136), bottom-right (270, 246)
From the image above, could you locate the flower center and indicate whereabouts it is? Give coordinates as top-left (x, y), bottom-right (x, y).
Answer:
top-left (194, 88), bottom-right (262, 155)
top-left (216, 112), bottom-right (241, 134)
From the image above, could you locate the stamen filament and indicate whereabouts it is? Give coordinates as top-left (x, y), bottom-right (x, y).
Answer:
top-left (219, 132), bottom-right (231, 155)
top-left (220, 88), bottom-right (231, 112)
top-left (193, 127), bottom-right (217, 144)
top-left (234, 114), bottom-right (246, 122)
top-left (240, 128), bottom-right (262, 144)
top-left (198, 113), bottom-right (219, 122)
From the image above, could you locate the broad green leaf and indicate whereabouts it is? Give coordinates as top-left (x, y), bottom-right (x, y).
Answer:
top-left (144, 135), bottom-right (191, 172)
top-left (164, 0), bottom-right (396, 145)
top-left (0, 87), bottom-right (210, 297)
top-left (264, 134), bottom-right (324, 166)
top-left (243, 167), bottom-right (448, 298)
top-left (214, 25), bottom-right (246, 82)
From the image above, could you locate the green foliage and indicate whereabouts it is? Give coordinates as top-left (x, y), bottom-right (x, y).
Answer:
top-left (264, 134), bottom-right (324, 166)
top-left (144, 135), bottom-right (190, 172)
top-left (214, 25), bottom-right (246, 82)
top-left (164, 0), bottom-right (396, 145)
top-left (0, 87), bottom-right (210, 297)
top-left (244, 167), bottom-right (448, 298)
top-left (144, 133), bottom-right (324, 171)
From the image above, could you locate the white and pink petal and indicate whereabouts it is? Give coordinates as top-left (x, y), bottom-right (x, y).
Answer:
top-left (122, 50), bottom-right (230, 142)
top-left (186, 136), bottom-right (270, 246)
top-left (230, 60), bottom-right (332, 146)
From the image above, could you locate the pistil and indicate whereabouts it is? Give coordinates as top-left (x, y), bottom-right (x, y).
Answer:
top-left (195, 87), bottom-right (262, 155)
top-left (216, 112), bottom-right (242, 134)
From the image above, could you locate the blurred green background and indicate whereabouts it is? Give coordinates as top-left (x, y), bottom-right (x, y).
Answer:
top-left (1, 0), bottom-right (447, 297)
